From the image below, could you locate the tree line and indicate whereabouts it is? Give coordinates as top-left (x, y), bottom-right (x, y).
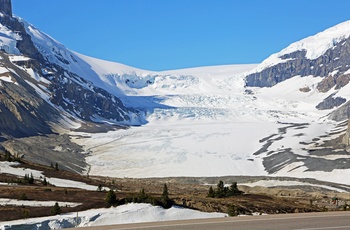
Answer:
top-left (207, 180), bottom-right (243, 198)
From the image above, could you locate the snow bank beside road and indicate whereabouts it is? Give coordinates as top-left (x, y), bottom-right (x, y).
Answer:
top-left (0, 203), bottom-right (226, 229)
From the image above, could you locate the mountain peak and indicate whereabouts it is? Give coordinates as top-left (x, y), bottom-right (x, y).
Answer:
top-left (0, 0), bottom-right (12, 17)
top-left (252, 20), bottom-right (350, 73)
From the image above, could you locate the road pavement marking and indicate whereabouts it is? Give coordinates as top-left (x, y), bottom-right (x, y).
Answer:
top-left (97, 213), bottom-right (350, 230)
top-left (294, 226), bottom-right (350, 230)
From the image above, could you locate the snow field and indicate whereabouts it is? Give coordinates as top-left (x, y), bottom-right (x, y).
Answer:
top-left (241, 180), bottom-right (349, 193)
top-left (0, 162), bottom-right (102, 191)
top-left (0, 199), bottom-right (80, 208)
top-left (71, 68), bottom-right (343, 182)
top-left (0, 203), bottom-right (227, 229)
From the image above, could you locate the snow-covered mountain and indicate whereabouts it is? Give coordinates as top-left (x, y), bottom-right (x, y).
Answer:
top-left (1, 2), bottom-right (350, 183)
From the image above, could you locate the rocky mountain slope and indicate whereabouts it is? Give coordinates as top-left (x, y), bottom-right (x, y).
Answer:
top-left (0, 5), bottom-right (144, 170)
top-left (0, 11), bottom-right (142, 142)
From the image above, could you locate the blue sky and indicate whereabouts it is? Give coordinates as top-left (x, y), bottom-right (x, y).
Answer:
top-left (12, 0), bottom-right (350, 71)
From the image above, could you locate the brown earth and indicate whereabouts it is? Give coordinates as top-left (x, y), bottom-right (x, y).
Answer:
top-left (0, 155), bottom-right (349, 222)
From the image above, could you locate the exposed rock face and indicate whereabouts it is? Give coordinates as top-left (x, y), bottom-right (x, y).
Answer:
top-left (2, 134), bottom-right (87, 173)
top-left (245, 36), bottom-right (350, 90)
top-left (0, 0), bottom-right (12, 17)
top-left (342, 120), bottom-right (350, 148)
top-left (47, 67), bottom-right (134, 122)
top-left (328, 101), bottom-right (350, 121)
top-left (315, 94), bottom-right (346, 110)
top-left (0, 53), bottom-right (59, 138)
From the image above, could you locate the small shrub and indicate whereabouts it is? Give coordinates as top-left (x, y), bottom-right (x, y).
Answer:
top-left (20, 193), bottom-right (28, 200)
top-left (22, 209), bottom-right (30, 219)
top-left (105, 190), bottom-right (117, 207)
top-left (51, 202), bottom-right (61, 215)
top-left (228, 205), bottom-right (238, 217)
top-left (208, 186), bottom-right (215, 198)
top-left (42, 177), bottom-right (48, 186)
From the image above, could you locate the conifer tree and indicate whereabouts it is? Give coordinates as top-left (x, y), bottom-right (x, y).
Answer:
top-left (43, 177), bottom-right (48, 186)
top-left (51, 202), bottom-right (61, 215)
top-left (207, 186), bottom-right (215, 198)
top-left (161, 184), bottom-right (169, 200)
top-left (29, 173), bottom-right (34, 184)
top-left (105, 189), bottom-right (117, 206)
top-left (160, 183), bottom-right (173, 209)
top-left (216, 180), bottom-right (225, 198)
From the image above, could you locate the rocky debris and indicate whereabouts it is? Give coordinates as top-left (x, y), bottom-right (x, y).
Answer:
top-left (328, 101), bottom-right (350, 121)
top-left (315, 93), bottom-right (346, 110)
top-left (317, 74), bottom-right (350, 92)
top-left (299, 86), bottom-right (311, 92)
top-left (2, 134), bottom-right (87, 173)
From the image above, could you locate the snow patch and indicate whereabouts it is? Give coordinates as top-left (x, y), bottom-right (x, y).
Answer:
top-left (0, 203), bottom-right (226, 229)
top-left (0, 198), bottom-right (81, 207)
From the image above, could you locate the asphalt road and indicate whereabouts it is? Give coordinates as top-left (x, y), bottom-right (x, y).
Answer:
top-left (75, 211), bottom-right (350, 230)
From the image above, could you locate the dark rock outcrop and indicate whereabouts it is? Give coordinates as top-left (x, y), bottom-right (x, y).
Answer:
top-left (315, 94), bottom-right (346, 110)
top-left (328, 101), bottom-right (350, 121)
top-left (245, 36), bottom-right (350, 90)
top-left (0, 0), bottom-right (12, 17)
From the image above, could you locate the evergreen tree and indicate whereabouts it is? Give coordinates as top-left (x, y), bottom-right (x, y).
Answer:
top-left (228, 182), bottom-right (243, 196)
top-left (207, 186), bottom-right (215, 198)
top-left (105, 189), bottom-right (117, 206)
top-left (24, 174), bottom-right (29, 183)
top-left (216, 180), bottom-right (225, 198)
top-left (134, 188), bottom-right (150, 203)
top-left (24, 173), bottom-right (34, 184)
top-left (43, 177), bottom-right (48, 186)
top-left (55, 162), bottom-right (59, 171)
top-left (160, 183), bottom-right (173, 209)
top-left (161, 184), bottom-right (169, 200)
top-left (51, 202), bottom-right (61, 215)
top-left (29, 173), bottom-right (34, 184)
